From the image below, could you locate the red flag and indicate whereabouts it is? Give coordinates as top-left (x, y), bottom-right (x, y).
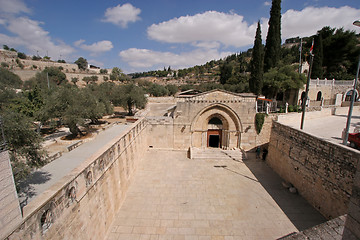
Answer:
top-left (309, 38), bottom-right (314, 55)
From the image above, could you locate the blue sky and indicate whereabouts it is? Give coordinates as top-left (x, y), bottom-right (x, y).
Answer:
top-left (0, 0), bottom-right (359, 73)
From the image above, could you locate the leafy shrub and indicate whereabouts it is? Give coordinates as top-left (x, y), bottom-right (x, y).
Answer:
top-left (255, 113), bottom-right (266, 134)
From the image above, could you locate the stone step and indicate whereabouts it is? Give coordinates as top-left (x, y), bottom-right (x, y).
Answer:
top-left (191, 148), bottom-right (244, 161)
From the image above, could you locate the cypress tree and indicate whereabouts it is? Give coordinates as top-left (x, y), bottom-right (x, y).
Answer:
top-left (311, 34), bottom-right (323, 79)
top-left (249, 21), bottom-right (264, 95)
top-left (264, 0), bottom-right (282, 72)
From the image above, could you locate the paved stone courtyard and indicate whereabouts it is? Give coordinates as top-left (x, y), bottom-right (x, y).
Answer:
top-left (106, 149), bottom-right (326, 240)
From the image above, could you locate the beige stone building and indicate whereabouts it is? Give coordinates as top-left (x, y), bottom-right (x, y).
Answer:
top-left (148, 89), bottom-right (263, 151)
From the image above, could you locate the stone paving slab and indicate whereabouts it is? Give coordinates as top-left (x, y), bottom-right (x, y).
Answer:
top-left (278, 108), bottom-right (360, 146)
top-left (106, 150), bottom-right (326, 240)
top-left (19, 123), bottom-right (129, 204)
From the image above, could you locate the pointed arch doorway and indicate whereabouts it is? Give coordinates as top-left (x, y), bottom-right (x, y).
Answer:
top-left (207, 117), bottom-right (222, 148)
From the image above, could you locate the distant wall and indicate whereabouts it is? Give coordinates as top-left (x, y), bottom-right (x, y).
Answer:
top-left (5, 119), bottom-right (148, 240)
top-left (147, 117), bottom-right (174, 149)
top-left (267, 122), bottom-right (359, 219)
top-left (0, 151), bottom-right (22, 240)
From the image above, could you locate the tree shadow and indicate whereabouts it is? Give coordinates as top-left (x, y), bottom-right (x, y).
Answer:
top-left (18, 171), bottom-right (52, 208)
top-left (241, 153), bottom-right (327, 232)
top-left (334, 114), bottom-right (360, 120)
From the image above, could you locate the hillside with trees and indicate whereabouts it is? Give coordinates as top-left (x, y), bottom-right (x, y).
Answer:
top-left (0, 66), bottom-right (147, 189)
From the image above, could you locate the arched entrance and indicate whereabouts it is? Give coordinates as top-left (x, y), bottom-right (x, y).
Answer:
top-left (316, 91), bottom-right (322, 101)
top-left (344, 89), bottom-right (359, 102)
top-left (191, 104), bottom-right (242, 149)
top-left (207, 117), bottom-right (222, 148)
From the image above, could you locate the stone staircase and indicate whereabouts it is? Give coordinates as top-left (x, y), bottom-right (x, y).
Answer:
top-left (190, 147), bottom-right (245, 161)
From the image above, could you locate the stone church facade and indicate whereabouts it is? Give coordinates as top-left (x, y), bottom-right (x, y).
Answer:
top-left (148, 89), bottom-right (263, 151)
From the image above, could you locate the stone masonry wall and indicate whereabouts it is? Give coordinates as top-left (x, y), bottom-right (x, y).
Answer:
top-left (343, 158), bottom-right (360, 239)
top-left (0, 151), bottom-right (22, 240)
top-left (267, 122), bottom-right (360, 219)
top-left (4, 119), bottom-right (148, 240)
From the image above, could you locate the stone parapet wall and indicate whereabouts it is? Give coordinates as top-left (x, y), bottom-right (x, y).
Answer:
top-left (0, 151), bottom-right (22, 240)
top-left (4, 119), bottom-right (148, 240)
top-left (267, 122), bottom-right (360, 219)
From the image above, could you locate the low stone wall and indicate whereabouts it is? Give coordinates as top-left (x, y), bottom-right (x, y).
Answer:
top-left (0, 151), bottom-right (22, 240)
top-left (267, 122), bottom-right (360, 219)
top-left (4, 119), bottom-right (148, 240)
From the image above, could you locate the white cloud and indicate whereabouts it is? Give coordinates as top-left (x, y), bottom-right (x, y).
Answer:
top-left (264, 1), bottom-right (271, 6)
top-left (282, 6), bottom-right (360, 39)
top-left (88, 59), bottom-right (104, 68)
top-left (102, 3), bottom-right (141, 28)
top-left (0, 0), bottom-right (30, 14)
top-left (119, 48), bottom-right (231, 70)
top-left (74, 39), bottom-right (113, 55)
top-left (192, 41), bottom-right (221, 49)
top-left (147, 6), bottom-right (360, 51)
top-left (0, 17), bottom-right (74, 59)
top-left (147, 11), bottom-right (256, 48)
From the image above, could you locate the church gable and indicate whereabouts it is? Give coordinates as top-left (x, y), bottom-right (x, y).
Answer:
top-left (186, 89), bottom-right (255, 102)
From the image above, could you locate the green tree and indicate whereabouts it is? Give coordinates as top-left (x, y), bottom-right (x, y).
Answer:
top-left (219, 63), bottom-right (233, 84)
top-left (148, 83), bottom-right (169, 97)
top-left (110, 67), bottom-right (122, 81)
top-left (3, 45), bottom-right (9, 50)
top-left (32, 55), bottom-right (41, 61)
top-left (17, 52), bottom-right (27, 59)
top-left (71, 77), bottom-right (79, 85)
top-left (262, 64), bottom-right (306, 99)
top-left (43, 67), bottom-right (67, 85)
top-left (82, 76), bottom-right (98, 85)
top-left (166, 84), bottom-right (178, 96)
top-left (0, 67), bottom-right (22, 89)
top-left (111, 84), bottom-right (147, 115)
top-left (75, 57), bottom-right (88, 70)
top-left (311, 34), bottom-right (323, 79)
top-left (249, 21), bottom-right (264, 95)
top-left (264, 0), bottom-right (282, 72)
top-left (2, 110), bottom-right (47, 187)
top-left (40, 87), bottom-right (83, 135)
top-left (100, 69), bottom-right (108, 74)
top-left (316, 27), bottom-right (360, 79)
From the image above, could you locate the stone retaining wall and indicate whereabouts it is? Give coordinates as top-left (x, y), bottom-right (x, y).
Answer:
top-left (0, 151), bottom-right (22, 240)
top-left (267, 122), bottom-right (360, 219)
top-left (4, 119), bottom-right (148, 240)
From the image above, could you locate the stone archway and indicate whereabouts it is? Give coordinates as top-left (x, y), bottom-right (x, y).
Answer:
top-left (207, 116), bottom-right (223, 148)
top-left (190, 104), bottom-right (242, 149)
top-left (343, 89), bottom-right (359, 102)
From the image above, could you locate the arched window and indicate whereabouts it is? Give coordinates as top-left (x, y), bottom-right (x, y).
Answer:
top-left (316, 91), bottom-right (322, 101)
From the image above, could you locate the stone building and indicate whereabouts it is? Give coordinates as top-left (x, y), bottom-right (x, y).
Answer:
top-left (298, 79), bottom-right (358, 107)
top-left (148, 89), bottom-right (262, 151)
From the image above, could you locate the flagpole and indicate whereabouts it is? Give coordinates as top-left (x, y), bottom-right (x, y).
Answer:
top-left (300, 39), bottom-right (314, 130)
top-left (299, 38), bottom-right (302, 73)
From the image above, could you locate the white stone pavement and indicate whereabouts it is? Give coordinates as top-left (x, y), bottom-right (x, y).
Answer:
top-left (19, 123), bottom-right (129, 205)
top-left (278, 107), bottom-right (360, 146)
top-left (106, 150), bottom-right (326, 240)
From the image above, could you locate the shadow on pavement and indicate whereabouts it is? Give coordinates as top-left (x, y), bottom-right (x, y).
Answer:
top-left (18, 171), bottom-right (52, 208)
top-left (242, 153), bottom-right (327, 231)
